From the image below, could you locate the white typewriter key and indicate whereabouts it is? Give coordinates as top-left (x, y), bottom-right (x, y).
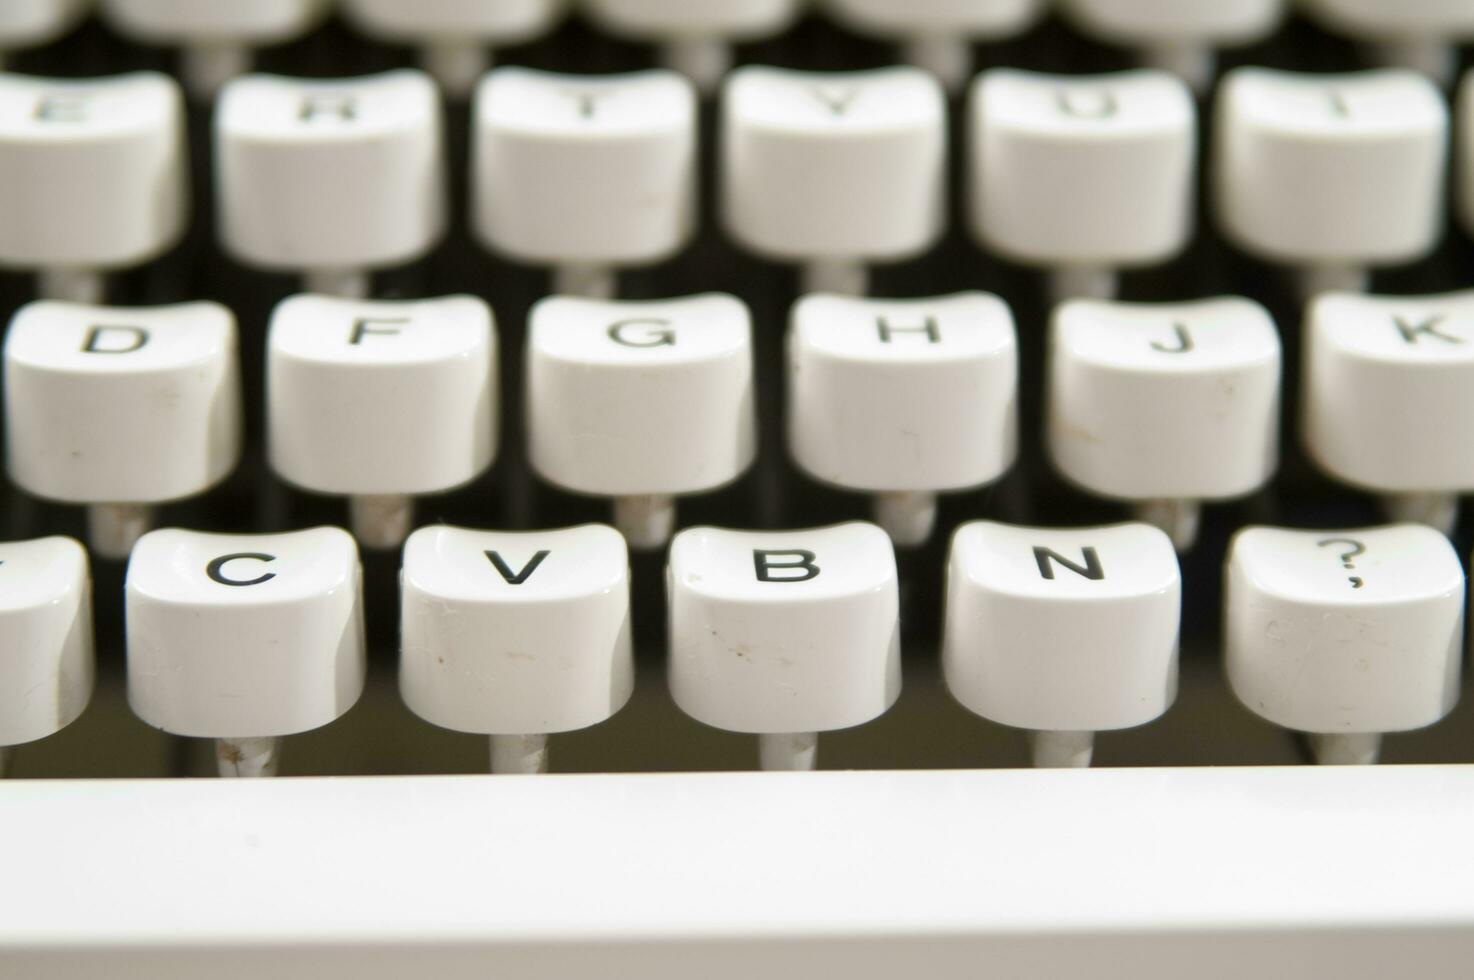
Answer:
top-left (473, 68), bottom-right (696, 300)
top-left (1304, 291), bottom-right (1474, 535)
top-left (1214, 68), bottom-right (1448, 301)
top-left (0, 1), bottom-right (88, 67)
top-left (217, 70), bottom-right (446, 299)
top-left (126, 527), bottom-right (366, 778)
top-left (1302, 1), bottom-right (1474, 84)
top-left (584, 0), bottom-right (801, 94)
top-left (0, 71), bottom-right (188, 304)
top-left (822, 0), bottom-right (1044, 92)
top-left (667, 523), bottom-right (901, 770)
top-left (342, 0), bottom-right (562, 98)
top-left (787, 292), bottom-right (1019, 547)
top-left (1047, 298), bottom-right (1281, 551)
top-left (5, 301), bottom-right (242, 560)
top-left (723, 66), bottom-right (946, 297)
top-left (969, 69), bottom-right (1196, 305)
top-left (943, 522), bottom-right (1182, 768)
top-left (268, 294), bottom-right (496, 551)
top-left (0, 537), bottom-right (93, 777)
top-left (527, 294), bottom-right (755, 550)
top-left (1057, 0), bottom-right (1284, 92)
top-left (1225, 525), bottom-right (1464, 765)
top-left (401, 525), bottom-right (634, 774)
top-left (101, 0), bottom-right (326, 98)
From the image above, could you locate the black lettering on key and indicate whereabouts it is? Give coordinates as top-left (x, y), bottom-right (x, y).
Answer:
top-left (82, 325), bottom-right (148, 354)
top-left (1150, 323), bottom-right (1194, 354)
top-left (754, 550), bottom-right (820, 583)
top-left (35, 95), bottom-right (86, 122)
top-left (809, 86), bottom-right (860, 116)
top-left (877, 316), bottom-right (940, 344)
top-left (300, 95), bottom-right (356, 122)
top-left (608, 319), bottom-right (676, 348)
top-left (206, 553), bottom-right (277, 587)
top-left (1328, 90), bottom-right (1351, 118)
top-left (1056, 89), bottom-right (1116, 119)
top-left (1034, 546), bottom-right (1105, 581)
top-left (350, 317), bottom-right (409, 345)
top-left (1394, 314), bottom-right (1462, 346)
top-left (560, 89), bottom-right (614, 119)
top-left (485, 550), bottom-right (551, 585)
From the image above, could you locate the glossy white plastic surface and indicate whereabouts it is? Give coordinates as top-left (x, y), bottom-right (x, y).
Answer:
top-left (101, 0), bottom-right (324, 43)
top-left (0, 536), bottom-right (92, 747)
top-left (585, 0), bottom-right (800, 39)
top-left (400, 524), bottom-right (634, 736)
top-left (1302, 0), bottom-right (1474, 37)
top-left (125, 527), bottom-right (365, 739)
top-left (1048, 297), bottom-right (1281, 501)
top-left (0, 71), bottom-right (187, 271)
top-left (788, 292), bottom-right (1018, 493)
top-left (1214, 68), bottom-right (1448, 266)
top-left (527, 294), bottom-right (755, 497)
top-left (969, 69), bottom-right (1196, 268)
top-left (1305, 290), bottom-right (1474, 493)
top-left (216, 69), bottom-right (446, 273)
top-left (0, 0), bottom-right (87, 50)
top-left (943, 521), bottom-right (1181, 732)
top-left (667, 522), bottom-right (901, 735)
top-left (343, 0), bottom-right (561, 41)
top-left (268, 294), bottom-right (496, 497)
top-left (721, 66), bottom-right (946, 264)
top-left (473, 68), bottom-right (696, 268)
top-left (5, 301), bottom-right (241, 505)
top-left (1226, 524), bottom-right (1464, 736)
top-left (1059, 0), bottom-right (1284, 43)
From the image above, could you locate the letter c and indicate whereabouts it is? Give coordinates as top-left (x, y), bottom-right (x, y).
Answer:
top-left (206, 553), bottom-right (277, 587)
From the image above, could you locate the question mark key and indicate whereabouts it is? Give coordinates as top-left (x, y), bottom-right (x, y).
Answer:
top-left (1225, 524), bottom-right (1464, 764)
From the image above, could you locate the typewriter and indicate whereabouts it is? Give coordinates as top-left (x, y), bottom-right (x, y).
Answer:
top-left (1, 1), bottom-right (1472, 976)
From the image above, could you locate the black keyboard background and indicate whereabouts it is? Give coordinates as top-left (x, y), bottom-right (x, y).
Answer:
top-left (4, 9), bottom-right (1473, 776)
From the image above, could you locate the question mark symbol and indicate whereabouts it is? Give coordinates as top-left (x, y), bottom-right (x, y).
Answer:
top-left (1318, 538), bottom-right (1367, 589)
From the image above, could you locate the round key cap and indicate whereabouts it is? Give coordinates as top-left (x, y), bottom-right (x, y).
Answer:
top-left (4, 301), bottom-right (243, 560)
top-left (722, 65), bottom-right (947, 296)
top-left (1047, 297), bottom-right (1282, 550)
top-left (667, 522), bottom-right (901, 771)
top-left (126, 527), bottom-right (366, 777)
top-left (1058, 0), bottom-right (1284, 91)
top-left (526, 293), bottom-right (756, 549)
top-left (101, 0), bottom-right (327, 97)
top-left (943, 521), bottom-right (1182, 768)
top-left (401, 524), bottom-right (634, 773)
top-left (216, 69), bottom-right (447, 298)
top-left (473, 68), bottom-right (697, 299)
top-left (1225, 524), bottom-right (1464, 765)
top-left (0, 71), bottom-right (189, 303)
top-left (1302, 0), bottom-right (1474, 83)
top-left (267, 294), bottom-right (497, 550)
top-left (787, 292), bottom-right (1019, 546)
top-left (342, 0), bottom-right (563, 97)
top-left (0, 537), bottom-right (93, 776)
top-left (823, 0), bottom-right (1044, 91)
top-left (1214, 68), bottom-right (1448, 299)
top-left (1304, 290), bottom-right (1474, 534)
top-left (969, 68), bottom-right (1196, 303)
top-left (0, 1), bottom-right (87, 61)
top-left (585, 0), bottom-right (801, 93)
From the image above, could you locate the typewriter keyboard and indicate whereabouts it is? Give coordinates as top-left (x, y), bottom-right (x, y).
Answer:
top-left (3, 3), bottom-right (1474, 977)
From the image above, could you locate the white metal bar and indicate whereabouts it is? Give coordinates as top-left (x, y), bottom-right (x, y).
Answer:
top-left (2, 767), bottom-right (1473, 976)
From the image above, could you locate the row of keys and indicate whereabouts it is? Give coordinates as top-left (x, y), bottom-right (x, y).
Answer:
top-left (1, 519), bottom-right (1462, 775)
top-left (9, 2), bottom-right (1474, 96)
top-left (0, 63), bottom-right (1466, 305)
top-left (18, 287), bottom-right (1474, 557)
